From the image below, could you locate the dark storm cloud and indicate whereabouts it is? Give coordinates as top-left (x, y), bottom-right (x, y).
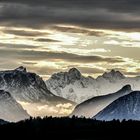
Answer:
top-left (35, 38), bottom-right (60, 43)
top-left (2, 29), bottom-right (48, 37)
top-left (22, 61), bottom-right (38, 65)
top-left (50, 26), bottom-right (106, 36)
top-left (1, 0), bottom-right (140, 31)
top-left (15, 50), bottom-right (125, 63)
top-left (0, 47), bottom-right (124, 63)
top-left (1, 0), bottom-right (140, 12)
top-left (0, 43), bottom-right (40, 49)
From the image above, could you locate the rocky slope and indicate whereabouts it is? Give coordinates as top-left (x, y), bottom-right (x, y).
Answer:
top-left (94, 91), bottom-right (140, 121)
top-left (0, 67), bottom-right (75, 119)
top-left (0, 90), bottom-right (30, 122)
top-left (0, 66), bottom-right (73, 104)
top-left (71, 85), bottom-right (132, 118)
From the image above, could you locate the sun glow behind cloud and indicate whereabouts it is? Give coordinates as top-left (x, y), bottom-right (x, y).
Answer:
top-left (18, 101), bottom-right (75, 117)
top-left (0, 24), bottom-right (140, 78)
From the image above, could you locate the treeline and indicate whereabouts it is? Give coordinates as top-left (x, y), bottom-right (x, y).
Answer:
top-left (0, 116), bottom-right (140, 139)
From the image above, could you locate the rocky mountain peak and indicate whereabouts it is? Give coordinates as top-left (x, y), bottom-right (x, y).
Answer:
top-left (68, 68), bottom-right (81, 80)
top-left (102, 69), bottom-right (125, 79)
top-left (0, 67), bottom-right (53, 102)
top-left (15, 66), bottom-right (27, 73)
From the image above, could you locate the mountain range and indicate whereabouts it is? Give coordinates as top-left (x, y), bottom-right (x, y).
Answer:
top-left (0, 66), bottom-right (140, 122)
top-left (46, 68), bottom-right (140, 103)
top-left (46, 68), bottom-right (140, 120)
top-left (0, 67), bottom-right (75, 121)
top-left (0, 66), bottom-right (71, 104)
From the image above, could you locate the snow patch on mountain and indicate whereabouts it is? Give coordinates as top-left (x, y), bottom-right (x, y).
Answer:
top-left (0, 67), bottom-right (76, 119)
top-left (46, 68), bottom-right (140, 103)
top-left (0, 66), bottom-right (74, 104)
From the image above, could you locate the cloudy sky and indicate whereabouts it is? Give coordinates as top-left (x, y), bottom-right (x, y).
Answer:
top-left (0, 0), bottom-right (140, 78)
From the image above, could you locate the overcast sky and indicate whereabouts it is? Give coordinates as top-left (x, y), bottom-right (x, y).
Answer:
top-left (0, 0), bottom-right (140, 78)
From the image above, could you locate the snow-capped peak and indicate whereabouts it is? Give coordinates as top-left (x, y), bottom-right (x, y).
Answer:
top-left (15, 66), bottom-right (27, 73)
top-left (68, 68), bottom-right (81, 81)
top-left (50, 67), bottom-right (82, 83)
top-left (46, 68), bottom-right (140, 103)
top-left (0, 67), bottom-right (55, 102)
top-left (101, 69), bottom-right (125, 79)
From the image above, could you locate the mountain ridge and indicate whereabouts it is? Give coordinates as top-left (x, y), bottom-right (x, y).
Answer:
top-left (46, 68), bottom-right (140, 103)
top-left (94, 91), bottom-right (140, 121)
top-left (71, 85), bottom-right (132, 118)
top-left (0, 66), bottom-right (74, 104)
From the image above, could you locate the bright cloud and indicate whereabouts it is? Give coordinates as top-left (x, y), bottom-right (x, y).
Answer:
top-left (18, 101), bottom-right (75, 117)
top-left (0, 24), bottom-right (140, 78)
